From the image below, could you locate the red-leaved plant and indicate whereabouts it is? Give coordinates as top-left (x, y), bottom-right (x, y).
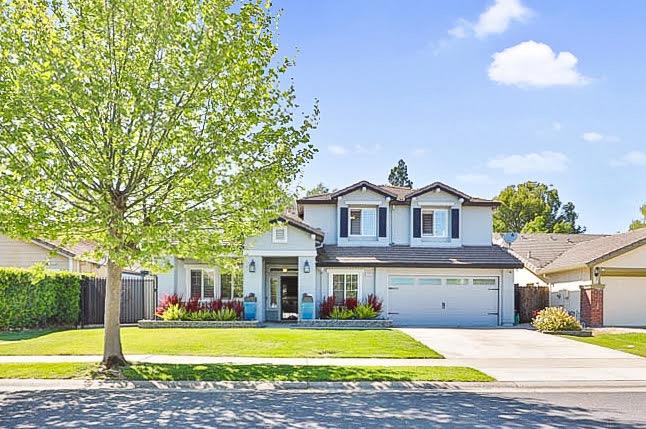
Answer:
top-left (319, 296), bottom-right (336, 319)
top-left (155, 294), bottom-right (184, 317)
top-left (366, 294), bottom-right (383, 315)
top-left (344, 297), bottom-right (358, 310)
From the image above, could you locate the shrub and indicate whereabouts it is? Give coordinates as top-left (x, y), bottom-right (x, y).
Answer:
top-left (532, 307), bottom-right (582, 332)
top-left (184, 296), bottom-right (201, 313)
top-left (226, 300), bottom-right (244, 319)
top-left (344, 297), bottom-right (358, 310)
top-left (319, 296), bottom-right (336, 319)
top-left (330, 306), bottom-right (354, 320)
top-left (160, 304), bottom-right (186, 321)
top-left (366, 294), bottom-right (383, 315)
top-left (352, 303), bottom-right (378, 320)
top-left (155, 294), bottom-right (184, 317)
top-left (212, 307), bottom-right (239, 321)
top-left (0, 267), bottom-right (81, 330)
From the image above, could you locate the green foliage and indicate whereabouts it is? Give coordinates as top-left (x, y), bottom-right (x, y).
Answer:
top-left (629, 204), bottom-right (646, 231)
top-left (352, 304), bottom-right (378, 320)
top-left (305, 183), bottom-right (333, 197)
top-left (532, 307), bottom-right (582, 332)
top-left (494, 182), bottom-right (585, 233)
top-left (160, 304), bottom-right (186, 321)
top-left (0, 268), bottom-right (80, 330)
top-left (388, 159), bottom-right (413, 188)
top-left (160, 304), bottom-right (239, 321)
top-left (0, 0), bottom-right (317, 270)
top-left (330, 307), bottom-right (355, 320)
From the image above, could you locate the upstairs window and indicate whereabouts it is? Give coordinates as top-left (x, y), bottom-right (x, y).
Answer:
top-left (349, 207), bottom-right (377, 237)
top-left (272, 226), bottom-right (288, 243)
top-left (421, 208), bottom-right (448, 238)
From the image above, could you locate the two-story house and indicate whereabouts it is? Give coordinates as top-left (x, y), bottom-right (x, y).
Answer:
top-left (157, 180), bottom-right (522, 326)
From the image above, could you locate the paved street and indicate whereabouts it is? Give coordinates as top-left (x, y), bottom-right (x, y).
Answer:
top-left (1, 388), bottom-right (645, 428)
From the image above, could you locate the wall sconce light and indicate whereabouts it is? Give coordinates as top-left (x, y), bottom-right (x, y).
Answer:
top-left (303, 260), bottom-right (310, 273)
top-left (249, 259), bottom-right (256, 273)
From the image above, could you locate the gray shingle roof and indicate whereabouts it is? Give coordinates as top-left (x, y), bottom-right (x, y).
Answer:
top-left (494, 233), bottom-right (606, 273)
top-left (541, 228), bottom-right (646, 273)
top-left (298, 180), bottom-right (498, 206)
top-left (317, 245), bottom-right (523, 268)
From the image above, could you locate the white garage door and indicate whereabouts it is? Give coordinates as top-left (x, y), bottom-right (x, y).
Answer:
top-left (387, 275), bottom-right (499, 327)
top-left (604, 277), bottom-right (646, 326)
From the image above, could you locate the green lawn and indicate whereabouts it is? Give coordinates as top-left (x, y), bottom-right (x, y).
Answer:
top-left (567, 333), bottom-right (646, 358)
top-left (0, 327), bottom-right (441, 358)
top-left (0, 363), bottom-right (492, 382)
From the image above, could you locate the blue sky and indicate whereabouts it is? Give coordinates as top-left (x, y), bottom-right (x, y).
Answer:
top-left (274, 0), bottom-right (646, 234)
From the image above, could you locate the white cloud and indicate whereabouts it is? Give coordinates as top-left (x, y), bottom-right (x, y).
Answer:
top-left (487, 151), bottom-right (569, 175)
top-left (448, 0), bottom-right (531, 39)
top-left (413, 148), bottom-right (430, 156)
top-left (328, 145), bottom-right (348, 156)
top-left (474, 0), bottom-right (532, 38)
top-left (552, 122), bottom-right (562, 131)
top-left (582, 132), bottom-right (603, 142)
top-left (488, 41), bottom-right (589, 88)
top-left (582, 132), bottom-right (620, 143)
top-left (612, 151), bottom-right (646, 166)
top-left (456, 174), bottom-right (494, 184)
top-left (354, 144), bottom-right (381, 154)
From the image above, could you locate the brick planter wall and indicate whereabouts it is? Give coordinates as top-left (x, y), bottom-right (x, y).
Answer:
top-left (296, 319), bottom-right (393, 329)
top-left (580, 285), bottom-right (604, 327)
top-left (138, 320), bottom-right (262, 329)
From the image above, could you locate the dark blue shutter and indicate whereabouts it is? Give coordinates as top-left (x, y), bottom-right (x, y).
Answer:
top-left (378, 207), bottom-right (387, 237)
top-left (451, 208), bottom-right (460, 239)
top-left (340, 207), bottom-right (348, 237)
top-left (412, 208), bottom-right (421, 238)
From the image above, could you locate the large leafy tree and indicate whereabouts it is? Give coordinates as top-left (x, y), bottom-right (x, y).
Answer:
top-left (493, 182), bottom-right (585, 233)
top-left (388, 159), bottom-right (413, 188)
top-left (0, 0), bottom-right (317, 367)
top-left (629, 203), bottom-right (646, 230)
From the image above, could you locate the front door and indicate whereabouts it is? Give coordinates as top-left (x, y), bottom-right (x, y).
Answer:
top-left (281, 276), bottom-right (298, 320)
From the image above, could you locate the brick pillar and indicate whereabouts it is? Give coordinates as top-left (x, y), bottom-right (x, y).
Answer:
top-left (580, 285), bottom-right (604, 327)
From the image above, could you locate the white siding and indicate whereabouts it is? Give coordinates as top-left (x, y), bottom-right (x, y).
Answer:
top-left (391, 205), bottom-right (410, 245)
top-left (604, 277), bottom-right (646, 326)
top-left (515, 268), bottom-right (547, 286)
top-left (461, 206), bottom-right (493, 246)
top-left (245, 224), bottom-right (316, 253)
top-left (303, 204), bottom-right (337, 245)
top-left (598, 245), bottom-right (646, 268)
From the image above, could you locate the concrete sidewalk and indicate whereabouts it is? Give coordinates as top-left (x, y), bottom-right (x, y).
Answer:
top-left (2, 354), bottom-right (646, 382)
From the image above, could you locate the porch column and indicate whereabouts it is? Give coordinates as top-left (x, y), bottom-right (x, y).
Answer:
top-left (243, 256), bottom-right (265, 322)
top-left (298, 256), bottom-right (316, 320)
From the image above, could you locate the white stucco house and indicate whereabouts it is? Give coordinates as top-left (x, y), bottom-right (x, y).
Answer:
top-left (499, 230), bottom-right (646, 327)
top-left (157, 180), bottom-right (522, 327)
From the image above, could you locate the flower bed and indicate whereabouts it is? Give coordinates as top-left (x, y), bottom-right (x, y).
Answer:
top-left (138, 319), bottom-right (261, 329)
top-left (319, 294), bottom-right (384, 320)
top-left (155, 294), bottom-right (244, 321)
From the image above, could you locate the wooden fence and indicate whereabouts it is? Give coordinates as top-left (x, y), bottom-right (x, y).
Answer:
top-left (79, 276), bottom-right (157, 326)
top-left (514, 285), bottom-right (550, 323)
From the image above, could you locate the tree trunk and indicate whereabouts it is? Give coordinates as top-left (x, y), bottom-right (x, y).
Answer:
top-left (102, 258), bottom-right (127, 368)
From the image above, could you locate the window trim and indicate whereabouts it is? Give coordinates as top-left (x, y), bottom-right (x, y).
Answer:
top-left (421, 208), bottom-right (449, 238)
top-left (328, 271), bottom-right (362, 303)
top-left (348, 207), bottom-right (377, 237)
top-left (272, 226), bottom-right (288, 243)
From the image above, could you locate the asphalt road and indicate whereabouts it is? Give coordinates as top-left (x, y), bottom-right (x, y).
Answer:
top-left (1, 389), bottom-right (646, 428)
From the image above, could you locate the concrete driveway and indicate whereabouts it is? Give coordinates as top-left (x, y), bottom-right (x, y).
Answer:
top-left (399, 327), bottom-right (646, 382)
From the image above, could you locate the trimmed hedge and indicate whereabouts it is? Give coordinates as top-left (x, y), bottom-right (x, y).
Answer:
top-left (0, 268), bottom-right (81, 330)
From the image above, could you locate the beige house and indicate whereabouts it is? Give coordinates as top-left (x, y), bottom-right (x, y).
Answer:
top-left (499, 229), bottom-right (646, 327)
top-left (0, 235), bottom-right (103, 274)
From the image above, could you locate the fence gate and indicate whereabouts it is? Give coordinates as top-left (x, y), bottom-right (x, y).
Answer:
top-left (80, 276), bottom-right (157, 326)
top-left (514, 285), bottom-right (550, 323)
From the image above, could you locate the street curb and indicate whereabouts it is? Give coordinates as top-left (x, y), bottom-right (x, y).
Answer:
top-left (3, 379), bottom-right (646, 393)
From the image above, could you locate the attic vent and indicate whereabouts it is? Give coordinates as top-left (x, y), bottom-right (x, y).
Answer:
top-left (272, 226), bottom-right (288, 243)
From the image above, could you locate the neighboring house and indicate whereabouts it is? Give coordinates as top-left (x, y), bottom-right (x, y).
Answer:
top-left (158, 180), bottom-right (522, 326)
top-left (499, 230), bottom-right (646, 327)
top-left (0, 234), bottom-right (103, 274)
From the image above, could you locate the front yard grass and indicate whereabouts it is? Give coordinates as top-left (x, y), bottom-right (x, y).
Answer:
top-left (0, 327), bottom-right (441, 358)
top-left (566, 333), bottom-right (646, 358)
top-left (0, 363), bottom-right (492, 382)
